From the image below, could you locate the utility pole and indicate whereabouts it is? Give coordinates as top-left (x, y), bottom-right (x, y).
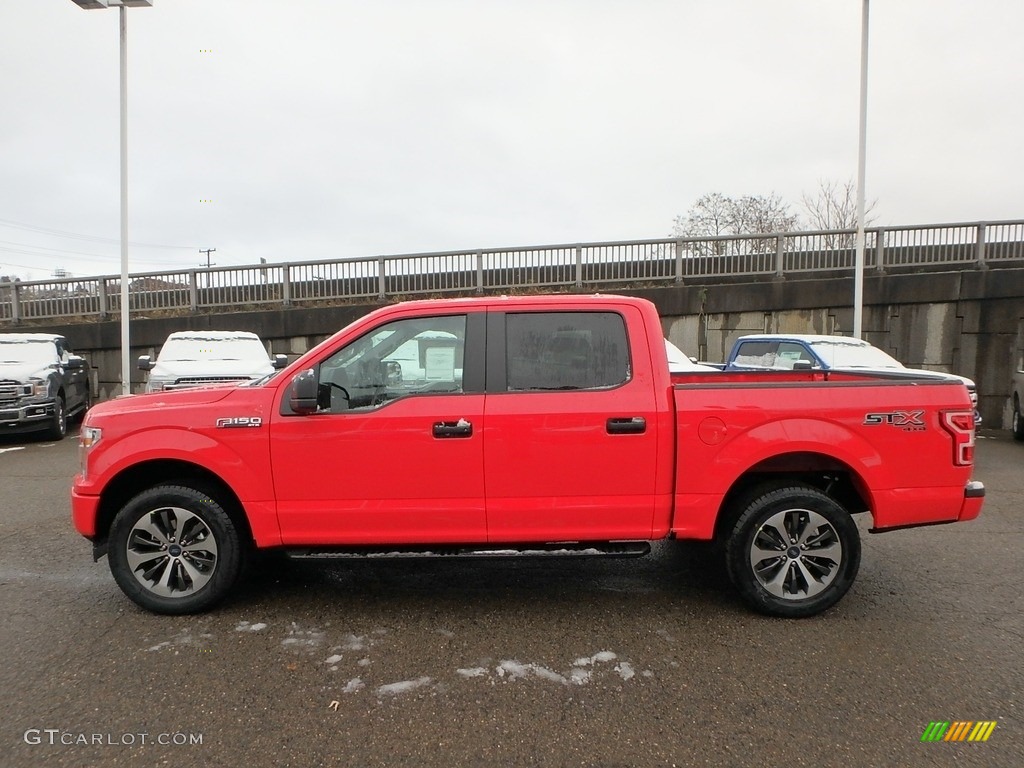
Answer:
top-left (200, 248), bottom-right (216, 268)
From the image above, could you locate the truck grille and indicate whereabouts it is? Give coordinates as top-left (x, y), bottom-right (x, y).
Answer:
top-left (167, 376), bottom-right (251, 390)
top-left (0, 381), bottom-right (30, 404)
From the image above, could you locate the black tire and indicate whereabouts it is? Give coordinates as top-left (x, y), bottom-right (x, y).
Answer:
top-left (724, 485), bottom-right (860, 618)
top-left (107, 484), bottom-right (245, 614)
top-left (46, 394), bottom-right (66, 441)
top-left (1013, 397), bottom-right (1024, 441)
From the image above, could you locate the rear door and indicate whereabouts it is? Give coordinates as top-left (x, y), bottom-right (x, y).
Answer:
top-left (483, 306), bottom-right (660, 541)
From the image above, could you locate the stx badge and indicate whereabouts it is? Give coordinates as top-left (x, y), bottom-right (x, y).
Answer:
top-left (216, 417), bottom-right (263, 428)
top-left (863, 411), bottom-right (925, 431)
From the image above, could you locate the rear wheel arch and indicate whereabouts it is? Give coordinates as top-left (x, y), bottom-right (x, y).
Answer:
top-left (713, 452), bottom-right (871, 543)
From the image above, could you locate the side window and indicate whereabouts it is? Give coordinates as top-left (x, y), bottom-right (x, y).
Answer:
top-left (316, 315), bottom-right (466, 413)
top-left (505, 312), bottom-right (629, 391)
top-left (775, 342), bottom-right (814, 369)
top-left (733, 341), bottom-right (778, 369)
top-left (55, 339), bottom-right (70, 363)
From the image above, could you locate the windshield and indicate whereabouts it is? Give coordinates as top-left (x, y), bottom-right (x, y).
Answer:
top-left (158, 336), bottom-right (270, 363)
top-left (809, 340), bottom-right (903, 369)
top-left (0, 339), bottom-right (56, 366)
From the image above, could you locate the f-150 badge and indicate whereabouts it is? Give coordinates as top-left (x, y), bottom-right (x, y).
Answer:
top-left (216, 417), bottom-right (263, 428)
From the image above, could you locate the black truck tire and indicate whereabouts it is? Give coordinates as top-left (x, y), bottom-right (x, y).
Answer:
top-left (725, 484), bottom-right (860, 618)
top-left (107, 484), bottom-right (245, 614)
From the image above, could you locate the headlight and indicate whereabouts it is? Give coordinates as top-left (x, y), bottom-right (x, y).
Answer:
top-left (30, 379), bottom-right (48, 397)
top-left (79, 425), bottom-right (102, 480)
top-left (80, 425), bottom-right (102, 449)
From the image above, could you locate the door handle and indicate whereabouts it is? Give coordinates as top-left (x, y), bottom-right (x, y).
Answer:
top-left (606, 417), bottom-right (646, 435)
top-left (433, 418), bottom-right (473, 438)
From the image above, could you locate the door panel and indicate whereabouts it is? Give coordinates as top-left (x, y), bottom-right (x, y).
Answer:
top-left (484, 308), bottom-right (659, 541)
top-left (271, 312), bottom-right (487, 545)
top-left (272, 394), bottom-right (485, 544)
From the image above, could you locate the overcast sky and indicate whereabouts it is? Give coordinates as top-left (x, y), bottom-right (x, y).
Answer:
top-left (1, 0), bottom-right (1022, 282)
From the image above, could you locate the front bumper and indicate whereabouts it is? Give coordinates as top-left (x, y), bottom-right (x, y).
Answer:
top-left (71, 484), bottom-right (101, 538)
top-left (0, 400), bottom-right (55, 432)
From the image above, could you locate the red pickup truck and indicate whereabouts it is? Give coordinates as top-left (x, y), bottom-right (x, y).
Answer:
top-left (71, 295), bottom-right (984, 618)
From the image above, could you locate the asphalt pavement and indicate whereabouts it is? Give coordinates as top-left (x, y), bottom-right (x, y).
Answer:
top-left (0, 427), bottom-right (1020, 768)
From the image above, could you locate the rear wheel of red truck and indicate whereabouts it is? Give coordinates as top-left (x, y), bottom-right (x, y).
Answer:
top-left (107, 485), bottom-right (245, 614)
top-left (725, 485), bottom-right (860, 618)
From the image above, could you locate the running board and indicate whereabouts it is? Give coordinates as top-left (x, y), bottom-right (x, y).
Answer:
top-left (285, 541), bottom-right (651, 561)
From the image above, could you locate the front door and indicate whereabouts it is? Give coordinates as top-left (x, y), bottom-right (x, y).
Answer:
top-left (271, 312), bottom-right (487, 545)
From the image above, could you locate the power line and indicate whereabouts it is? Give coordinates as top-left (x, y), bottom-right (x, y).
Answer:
top-left (0, 217), bottom-right (196, 250)
top-left (0, 242), bottom-right (188, 267)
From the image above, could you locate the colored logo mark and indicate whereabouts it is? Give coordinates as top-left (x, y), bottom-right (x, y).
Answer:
top-left (921, 721), bottom-right (997, 742)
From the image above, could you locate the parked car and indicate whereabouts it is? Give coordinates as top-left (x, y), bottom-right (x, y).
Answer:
top-left (138, 331), bottom-right (286, 394)
top-left (0, 333), bottom-right (90, 439)
top-left (1011, 367), bottom-right (1024, 440)
top-left (73, 295), bottom-right (983, 618)
top-left (723, 334), bottom-right (981, 424)
top-left (664, 339), bottom-right (720, 373)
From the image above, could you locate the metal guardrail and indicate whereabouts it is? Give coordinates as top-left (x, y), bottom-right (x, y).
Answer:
top-left (2, 219), bottom-right (1022, 323)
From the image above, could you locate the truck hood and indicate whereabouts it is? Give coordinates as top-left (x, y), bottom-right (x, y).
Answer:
top-left (149, 359), bottom-right (274, 379)
top-left (0, 362), bottom-right (50, 381)
top-left (87, 386), bottom-right (236, 419)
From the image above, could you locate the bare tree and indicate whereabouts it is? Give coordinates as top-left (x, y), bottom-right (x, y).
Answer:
top-left (801, 179), bottom-right (878, 249)
top-left (672, 192), bottom-right (798, 255)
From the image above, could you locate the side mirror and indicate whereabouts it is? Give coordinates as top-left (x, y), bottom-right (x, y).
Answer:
top-left (137, 355), bottom-right (154, 371)
top-left (65, 355), bottom-right (85, 370)
top-left (288, 368), bottom-right (319, 415)
top-left (272, 354), bottom-right (288, 370)
top-left (792, 360), bottom-right (815, 371)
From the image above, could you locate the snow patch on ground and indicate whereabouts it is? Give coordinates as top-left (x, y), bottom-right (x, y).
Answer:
top-left (342, 678), bottom-right (365, 694)
top-left (234, 621), bottom-right (267, 632)
top-left (376, 677), bottom-right (432, 696)
top-left (145, 628), bottom-right (213, 653)
top-left (281, 622), bottom-right (325, 651)
top-left (458, 652), bottom-right (639, 688)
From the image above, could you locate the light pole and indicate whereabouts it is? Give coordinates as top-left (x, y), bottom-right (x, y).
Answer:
top-left (853, 0), bottom-right (870, 339)
top-left (70, 0), bottom-right (152, 396)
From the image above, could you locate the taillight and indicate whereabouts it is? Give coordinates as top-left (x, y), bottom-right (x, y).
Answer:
top-left (940, 410), bottom-right (975, 466)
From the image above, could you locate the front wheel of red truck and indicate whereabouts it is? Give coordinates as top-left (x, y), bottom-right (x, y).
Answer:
top-left (725, 485), bottom-right (861, 618)
top-left (107, 485), bottom-right (245, 614)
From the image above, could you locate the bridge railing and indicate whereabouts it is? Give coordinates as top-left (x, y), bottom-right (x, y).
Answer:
top-left (2, 219), bottom-right (1022, 323)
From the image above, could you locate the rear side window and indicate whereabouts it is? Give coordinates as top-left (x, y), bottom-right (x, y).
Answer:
top-left (505, 312), bottom-right (629, 391)
top-left (733, 341), bottom-right (814, 370)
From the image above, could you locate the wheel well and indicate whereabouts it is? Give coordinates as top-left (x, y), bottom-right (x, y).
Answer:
top-left (93, 459), bottom-right (253, 547)
top-left (713, 452), bottom-right (870, 542)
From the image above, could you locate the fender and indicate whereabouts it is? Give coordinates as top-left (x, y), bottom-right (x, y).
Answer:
top-left (85, 426), bottom-right (281, 545)
top-left (672, 417), bottom-right (888, 538)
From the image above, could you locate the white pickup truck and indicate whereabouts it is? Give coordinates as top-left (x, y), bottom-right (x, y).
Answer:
top-left (1012, 368), bottom-right (1024, 440)
top-left (138, 331), bottom-right (287, 394)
